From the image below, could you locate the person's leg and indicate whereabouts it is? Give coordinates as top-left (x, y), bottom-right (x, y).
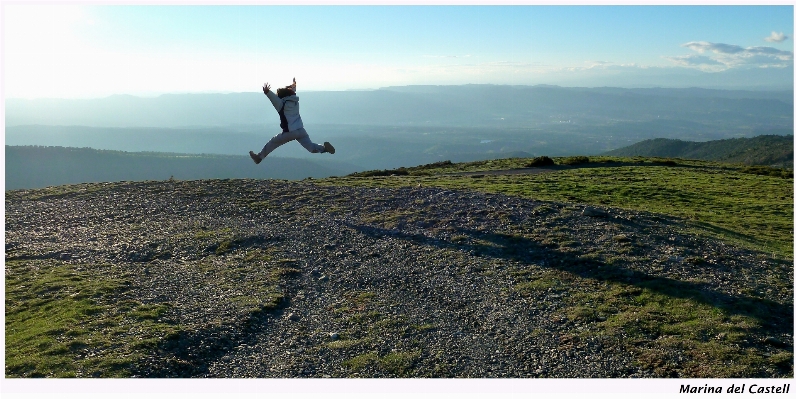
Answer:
top-left (257, 130), bottom-right (305, 158)
top-left (292, 128), bottom-right (327, 153)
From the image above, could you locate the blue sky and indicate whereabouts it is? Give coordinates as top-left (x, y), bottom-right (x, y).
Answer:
top-left (3, 4), bottom-right (793, 98)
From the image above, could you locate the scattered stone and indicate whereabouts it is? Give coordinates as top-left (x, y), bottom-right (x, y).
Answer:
top-left (763, 337), bottom-right (785, 347)
top-left (4, 178), bottom-right (790, 379)
top-left (613, 234), bottom-right (630, 242)
top-left (582, 207), bottom-right (608, 217)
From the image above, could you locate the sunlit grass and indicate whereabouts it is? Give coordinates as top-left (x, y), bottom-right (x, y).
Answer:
top-left (322, 155), bottom-right (793, 377)
top-left (324, 156), bottom-right (793, 258)
top-left (5, 261), bottom-right (181, 377)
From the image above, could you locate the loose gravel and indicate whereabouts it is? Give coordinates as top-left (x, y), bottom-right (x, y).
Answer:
top-left (5, 178), bottom-right (792, 378)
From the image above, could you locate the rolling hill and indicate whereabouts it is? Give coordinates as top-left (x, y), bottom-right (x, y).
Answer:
top-left (603, 135), bottom-right (794, 168)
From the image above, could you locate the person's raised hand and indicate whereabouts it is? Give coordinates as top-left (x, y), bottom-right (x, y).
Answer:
top-left (263, 83), bottom-right (271, 94)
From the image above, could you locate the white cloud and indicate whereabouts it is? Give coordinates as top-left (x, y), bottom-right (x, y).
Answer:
top-left (682, 41), bottom-right (745, 54)
top-left (665, 55), bottom-right (724, 66)
top-left (745, 46), bottom-right (793, 58)
top-left (765, 31), bottom-right (789, 43)
top-left (670, 41), bottom-right (794, 71)
top-left (584, 60), bottom-right (612, 68)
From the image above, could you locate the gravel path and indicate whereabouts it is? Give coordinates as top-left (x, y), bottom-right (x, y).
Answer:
top-left (5, 179), bottom-right (793, 378)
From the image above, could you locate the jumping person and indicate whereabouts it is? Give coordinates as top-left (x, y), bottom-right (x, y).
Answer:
top-left (249, 78), bottom-right (335, 164)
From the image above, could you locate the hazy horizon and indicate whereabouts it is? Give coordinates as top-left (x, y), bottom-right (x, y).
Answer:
top-left (4, 5), bottom-right (793, 100)
top-left (5, 80), bottom-right (796, 102)
top-left (7, 84), bottom-right (792, 174)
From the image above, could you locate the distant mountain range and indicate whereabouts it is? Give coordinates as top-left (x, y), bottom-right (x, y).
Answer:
top-left (8, 133), bottom-right (793, 191)
top-left (6, 85), bottom-right (792, 130)
top-left (604, 135), bottom-right (794, 168)
top-left (5, 146), bottom-right (360, 190)
top-left (6, 85), bottom-right (793, 176)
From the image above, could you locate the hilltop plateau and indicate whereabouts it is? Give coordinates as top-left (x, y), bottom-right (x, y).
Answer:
top-left (5, 156), bottom-right (793, 378)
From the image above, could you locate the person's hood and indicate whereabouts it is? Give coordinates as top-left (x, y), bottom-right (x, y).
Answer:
top-left (282, 94), bottom-right (299, 102)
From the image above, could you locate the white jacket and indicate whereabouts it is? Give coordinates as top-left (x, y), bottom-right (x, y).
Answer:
top-left (265, 91), bottom-right (304, 132)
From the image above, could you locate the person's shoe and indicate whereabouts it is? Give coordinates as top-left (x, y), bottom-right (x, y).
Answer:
top-left (249, 151), bottom-right (262, 164)
top-left (323, 142), bottom-right (335, 154)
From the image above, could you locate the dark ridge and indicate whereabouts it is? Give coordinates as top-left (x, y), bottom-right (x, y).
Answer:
top-left (604, 135), bottom-right (794, 169)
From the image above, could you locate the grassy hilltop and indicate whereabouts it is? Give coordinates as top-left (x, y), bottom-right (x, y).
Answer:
top-left (5, 155), bottom-right (793, 378)
top-left (328, 155), bottom-right (793, 259)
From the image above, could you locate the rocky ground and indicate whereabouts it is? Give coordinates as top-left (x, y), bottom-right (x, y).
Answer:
top-left (5, 178), bottom-right (793, 378)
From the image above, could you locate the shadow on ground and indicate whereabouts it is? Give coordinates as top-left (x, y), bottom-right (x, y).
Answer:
top-left (344, 220), bottom-right (793, 341)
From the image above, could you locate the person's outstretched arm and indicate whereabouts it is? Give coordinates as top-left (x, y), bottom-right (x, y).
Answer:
top-left (263, 82), bottom-right (283, 111)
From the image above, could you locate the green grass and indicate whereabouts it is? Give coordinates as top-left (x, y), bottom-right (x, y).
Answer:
top-left (342, 351), bottom-right (379, 371)
top-left (326, 338), bottom-right (371, 349)
top-left (563, 275), bottom-right (790, 377)
top-left (5, 181), bottom-right (114, 201)
top-left (378, 350), bottom-right (422, 375)
top-left (341, 350), bottom-right (421, 376)
top-left (513, 269), bottom-right (567, 294)
top-left (192, 251), bottom-right (292, 315)
top-left (323, 156), bottom-right (793, 259)
top-left (324, 290), bottom-right (428, 377)
top-left (322, 155), bottom-right (793, 378)
top-left (7, 156), bottom-right (791, 378)
top-left (5, 260), bottom-right (181, 377)
top-left (6, 243), bottom-right (297, 377)
top-left (507, 259), bottom-right (792, 377)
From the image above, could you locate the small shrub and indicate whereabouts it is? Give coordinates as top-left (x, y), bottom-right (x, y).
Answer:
top-left (560, 156), bottom-right (590, 165)
top-left (526, 156), bottom-right (555, 167)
